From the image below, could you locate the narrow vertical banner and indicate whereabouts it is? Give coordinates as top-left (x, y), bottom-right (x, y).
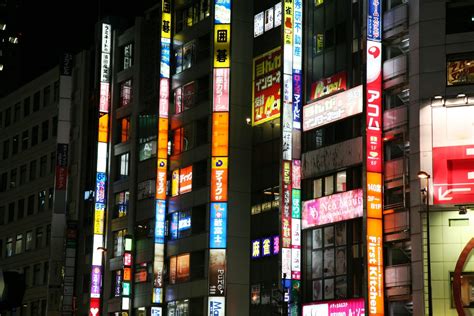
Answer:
top-left (89, 23), bottom-right (112, 316)
top-left (366, 0), bottom-right (384, 315)
top-left (152, 0), bottom-right (172, 308)
top-left (210, 0), bottom-right (231, 314)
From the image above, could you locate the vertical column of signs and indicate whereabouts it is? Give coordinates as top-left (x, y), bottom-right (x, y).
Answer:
top-left (366, 0), bottom-right (384, 315)
top-left (152, 0), bottom-right (172, 311)
top-left (122, 237), bottom-right (133, 313)
top-left (209, 1), bottom-right (231, 315)
top-left (89, 23), bottom-right (112, 316)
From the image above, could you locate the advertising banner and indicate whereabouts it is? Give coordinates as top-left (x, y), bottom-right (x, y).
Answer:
top-left (208, 296), bottom-right (226, 316)
top-left (447, 59), bottom-right (474, 86)
top-left (155, 200), bottom-right (166, 243)
top-left (367, 218), bottom-right (384, 316)
top-left (179, 166), bottom-right (193, 194)
top-left (209, 249), bottom-right (226, 296)
top-left (367, 172), bottom-right (382, 218)
top-left (211, 157), bottom-right (228, 201)
top-left (215, 0), bottom-right (231, 24)
top-left (90, 266), bottom-right (102, 298)
top-left (210, 202), bottom-right (227, 248)
top-left (303, 85), bottom-right (363, 132)
top-left (212, 112), bottom-right (229, 156)
top-left (161, 0), bottom-right (171, 38)
top-left (310, 71), bottom-right (347, 101)
top-left (159, 78), bottom-right (169, 118)
top-left (302, 189), bottom-right (363, 229)
top-left (213, 68), bottom-right (230, 112)
top-left (252, 47), bottom-right (282, 125)
top-left (214, 24), bottom-right (231, 68)
top-left (302, 298), bottom-right (365, 316)
top-left (367, 0), bottom-right (381, 42)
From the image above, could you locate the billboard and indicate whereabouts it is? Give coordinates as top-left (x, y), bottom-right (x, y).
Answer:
top-left (447, 59), bottom-right (474, 86)
top-left (367, 0), bottom-right (382, 41)
top-left (367, 173), bottom-right (382, 218)
top-left (209, 249), bottom-right (226, 296)
top-left (215, 0), bottom-right (231, 24)
top-left (212, 112), bottom-right (229, 156)
top-left (179, 166), bottom-right (193, 194)
top-left (302, 189), bottom-right (363, 229)
top-left (213, 68), bottom-right (230, 112)
top-left (214, 24), bottom-right (231, 68)
top-left (303, 85), bottom-right (363, 132)
top-left (367, 218), bottom-right (384, 316)
top-left (302, 298), bottom-right (365, 316)
top-left (252, 47), bottom-right (282, 125)
top-left (310, 71), bottom-right (347, 101)
top-left (208, 296), bottom-right (226, 316)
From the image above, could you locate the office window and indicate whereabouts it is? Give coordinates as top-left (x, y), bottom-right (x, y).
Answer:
top-left (36, 227), bottom-right (43, 249)
top-left (26, 231), bottom-right (33, 251)
top-left (114, 191), bottom-right (129, 218)
top-left (122, 43), bottom-right (133, 70)
top-left (336, 171), bottom-right (346, 192)
top-left (22, 130), bottom-right (29, 150)
top-left (0, 173), bottom-right (6, 192)
top-left (113, 229), bottom-right (127, 257)
top-left (42, 120), bottom-right (49, 141)
top-left (119, 80), bottom-right (132, 107)
top-left (48, 188), bottom-right (54, 210)
top-left (12, 135), bottom-right (18, 155)
top-left (18, 198), bottom-right (24, 219)
top-left (14, 103), bottom-right (20, 122)
top-left (446, 2), bottom-right (474, 34)
top-left (8, 202), bottom-right (14, 222)
top-left (4, 107), bottom-right (11, 127)
top-left (43, 86), bottom-right (51, 107)
top-left (32, 125), bottom-right (39, 146)
top-left (39, 156), bottom-right (47, 177)
top-left (175, 0), bottom-right (211, 32)
top-left (27, 195), bottom-right (35, 215)
top-left (23, 97), bottom-right (30, 117)
top-left (3, 139), bottom-right (9, 159)
top-left (10, 168), bottom-right (16, 189)
top-left (15, 234), bottom-right (22, 254)
top-left (33, 91), bottom-right (41, 111)
top-left (50, 152), bottom-right (56, 173)
top-left (6, 237), bottom-right (13, 257)
top-left (52, 116), bottom-right (58, 136)
top-left (38, 190), bottom-right (46, 212)
top-left (20, 165), bottom-right (26, 185)
top-left (33, 263), bottom-right (41, 285)
top-left (117, 153), bottom-right (130, 179)
top-left (30, 160), bottom-right (37, 181)
top-left (54, 80), bottom-right (60, 102)
top-left (119, 117), bottom-right (130, 143)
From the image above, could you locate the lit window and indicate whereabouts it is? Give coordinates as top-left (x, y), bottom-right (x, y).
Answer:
top-left (8, 36), bottom-right (18, 44)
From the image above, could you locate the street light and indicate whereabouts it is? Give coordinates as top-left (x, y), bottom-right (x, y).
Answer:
top-left (417, 171), bottom-right (433, 316)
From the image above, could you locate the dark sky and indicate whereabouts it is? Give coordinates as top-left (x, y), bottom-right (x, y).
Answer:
top-left (18, 0), bottom-right (143, 84)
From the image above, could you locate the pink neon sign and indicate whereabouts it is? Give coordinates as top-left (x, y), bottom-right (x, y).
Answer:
top-left (303, 298), bottom-right (365, 316)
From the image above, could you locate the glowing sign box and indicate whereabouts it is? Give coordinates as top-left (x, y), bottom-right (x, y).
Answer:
top-left (211, 157), bottom-right (228, 201)
top-left (212, 112), bottom-right (229, 156)
top-left (210, 202), bottom-right (227, 248)
top-left (302, 189), bottom-right (363, 229)
top-left (367, 218), bottom-right (384, 316)
top-left (179, 166), bottom-right (193, 194)
top-left (303, 85), bottom-right (363, 132)
top-left (302, 298), bottom-right (365, 316)
top-left (209, 249), bottom-right (226, 296)
top-left (310, 71), bottom-right (347, 101)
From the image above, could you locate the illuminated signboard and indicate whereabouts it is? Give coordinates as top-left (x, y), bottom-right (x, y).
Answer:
top-left (215, 0), bottom-right (231, 24)
top-left (447, 59), bottom-right (474, 86)
top-left (209, 249), bottom-right (226, 296)
top-left (170, 212), bottom-right (178, 240)
top-left (252, 47), bottom-right (282, 125)
top-left (264, 7), bottom-right (274, 32)
top-left (214, 24), bottom-right (231, 68)
top-left (171, 169), bottom-right (179, 197)
top-left (262, 237), bottom-right (272, 256)
top-left (159, 78), bottom-right (169, 117)
top-left (367, 172), bottom-right (382, 218)
top-left (160, 42), bottom-right (170, 77)
top-left (208, 297), bottom-right (226, 316)
top-left (302, 298), bottom-right (365, 316)
top-left (161, 0), bottom-right (171, 39)
top-left (158, 118), bottom-right (168, 158)
top-left (211, 157), bottom-right (228, 201)
top-left (213, 68), bottom-right (230, 111)
top-left (254, 12), bottom-right (264, 37)
top-left (93, 204), bottom-right (105, 234)
top-left (367, 218), bottom-right (384, 315)
top-left (366, 42), bottom-right (383, 173)
top-left (98, 114), bottom-right (109, 142)
top-left (151, 307), bottom-right (162, 316)
top-left (310, 71), bottom-right (347, 101)
top-left (303, 85), bottom-right (363, 132)
top-left (212, 112), bottom-right (229, 156)
top-left (367, 0), bottom-right (381, 41)
top-left (90, 298), bottom-right (100, 316)
top-left (274, 2), bottom-right (282, 27)
top-left (282, 248), bottom-right (292, 279)
top-left (251, 239), bottom-right (261, 259)
top-left (179, 166), bottom-right (193, 194)
top-left (302, 189), bottom-right (363, 229)
top-left (90, 266), bottom-right (102, 298)
top-left (291, 247), bottom-right (301, 279)
top-left (155, 200), bottom-right (166, 243)
top-left (210, 202), bottom-right (227, 248)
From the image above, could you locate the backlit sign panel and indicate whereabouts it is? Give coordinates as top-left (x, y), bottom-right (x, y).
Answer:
top-left (211, 157), bottom-right (228, 201)
top-left (367, 0), bottom-right (381, 41)
top-left (265, 7), bottom-right (274, 32)
top-left (94, 204), bottom-right (105, 235)
top-left (213, 68), bottom-right (230, 112)
top-left (212, 112), bottom-right (229, 156)
top-left (210, 202), bottom-right (227, 248)
top-left (367, 218), bottom-right (384, 316)
top-left (302, 298), bottom-right (365, 316)
top-left (208, 297), bottom-right (226, 316)
top-left (367, 172), bottom-right (382, 219)
top-left (447, 59), bottom-right (474, 86)
top-left (90, 266), bottom-right (102, 298)
top-left (159, 78), bottom-right (169, 117)
top-left (303, 85), bottom-right (363, 132)
top-left (209, 249), bottom-right (226, 296)
top-left (179, 166), bottom-right (193, 194)
top-left (156, 159), bottom-right (167, 200)
top-left (161, 0), bottom-right (171, 39)
top-left (282, 248), bottom-right (292, 279)
top-left (155, 200), bottom-right (166, 243)
top-left (252, 47), bottom-right (282, 125)
top-left (302, 189), bottom-right (363, 229)
top-left (254, 12), bottom-right (264, 37)
top-left (215, 0), bottom-right (231, 24)
top-left (90, 298), bottom-right (100, 316)
top-left (214, 24), bottom-right (231, 68)
top-left (171, 169), bottom-right (179, 197)
top-left (310, 71), bottom-right (347, 101)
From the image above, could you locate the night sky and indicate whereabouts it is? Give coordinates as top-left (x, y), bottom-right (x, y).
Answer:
top-left (18, 0), bottom-right (143, 85)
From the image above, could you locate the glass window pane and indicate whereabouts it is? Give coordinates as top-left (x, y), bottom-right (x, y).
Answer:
top-left (313, 178), bottom-right (322, 198)
top-left (336, 171), bottom-right (346, 192)
top-left (324, 175), bottom-right (334, 196)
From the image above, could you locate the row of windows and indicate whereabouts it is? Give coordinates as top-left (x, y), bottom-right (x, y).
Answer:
top-left (0, 188), bottom-right (54, 224)
top-left (1, 116), bottom-right (57, 161)
top-left (0, 81), bottom-right (59, 129)
top-left (0, 225), bottom-right (51, 258)
top-left (0, 152), bottom-right (56, 192)
top-left (175, 0), bottom-right (211, 33)
top-left (174, 34), bottom-right (210, 75)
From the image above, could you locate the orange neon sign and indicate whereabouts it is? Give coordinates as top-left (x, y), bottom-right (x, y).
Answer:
top-left (212, 112), bottom-right (229, 156)
top-left (367, 218), bottom-right (384, 316)
top-left (158, 118), bottom-right (168, 159)
top-left (98, 114), bottom-right (109, 143)
top-left (367, 172), bottom-right (382, 219)
top-left (211, 157), bottom-right (228, 201)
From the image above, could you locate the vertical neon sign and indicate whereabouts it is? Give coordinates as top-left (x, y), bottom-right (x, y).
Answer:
top-left (366, 0), bottom-right (384, 315)
top-left (209, 0), bottom-right (231, 314)
top-left (89, 23), bottom-right (112, 316)
top-left (152, 0), bottom-right (171, 312)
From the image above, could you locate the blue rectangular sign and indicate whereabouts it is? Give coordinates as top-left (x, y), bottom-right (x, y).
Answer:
top-left (210, 202), bottom-right (227, 248)
top-left (155, 200), bottom-right (166, 243)
top-left (367, 0), bottom-right (382, 41)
